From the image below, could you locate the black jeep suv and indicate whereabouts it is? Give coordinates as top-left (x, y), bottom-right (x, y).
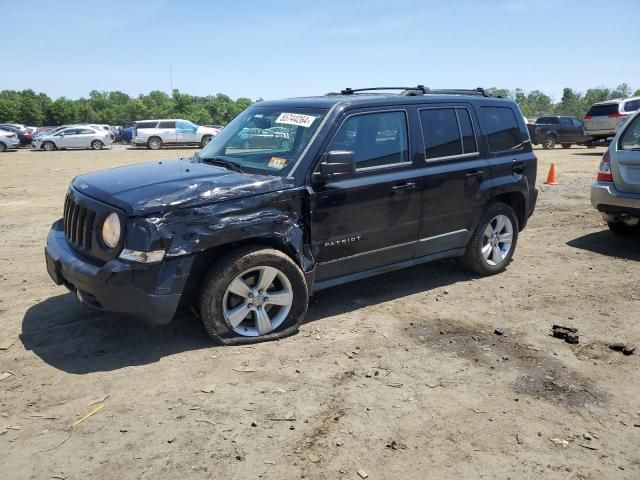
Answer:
top-left (45, 86), bottom-right (537, 344)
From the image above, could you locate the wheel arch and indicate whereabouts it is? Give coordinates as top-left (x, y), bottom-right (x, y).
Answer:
top-left (490, 191), bottom-right (526, 231)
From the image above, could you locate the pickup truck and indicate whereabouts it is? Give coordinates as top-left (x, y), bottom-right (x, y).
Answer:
top-left (527, 116), bottom-right (592, 149)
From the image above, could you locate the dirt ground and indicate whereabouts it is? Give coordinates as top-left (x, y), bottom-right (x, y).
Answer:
top-left (1, 144), bottom-right (639, 480)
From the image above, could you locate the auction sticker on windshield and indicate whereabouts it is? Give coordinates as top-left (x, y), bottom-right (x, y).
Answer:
top-left (267, 157), bottom-right (287, 169)
top-left (275, 113), bottom-right (317, 128)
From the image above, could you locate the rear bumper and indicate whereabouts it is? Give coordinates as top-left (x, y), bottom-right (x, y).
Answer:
top-left (45, 219), bottom-right (193, 324)
top-left (591, 182), bottom-right (640, 217)
top-left (584, 128), bottom-right (615, 137)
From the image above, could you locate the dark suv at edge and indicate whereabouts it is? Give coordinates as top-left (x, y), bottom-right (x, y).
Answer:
top-left (44, 87), bottom-right (538, 344)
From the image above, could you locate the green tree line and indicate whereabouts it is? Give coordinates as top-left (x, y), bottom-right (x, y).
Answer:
top-left (0, 89), bottom-right (253, 126)
top-left (1, 84), bottom-right (638, 126)
top-left (488, 83), bottom-right (640, 118)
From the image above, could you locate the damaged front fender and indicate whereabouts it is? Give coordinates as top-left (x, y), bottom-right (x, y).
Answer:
top-left (124, 188), bottom-right (314, 272)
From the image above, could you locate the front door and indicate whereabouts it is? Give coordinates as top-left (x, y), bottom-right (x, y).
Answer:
top-left (309, 109), bottom-right (421, 283)
top-left (55, 128), bottom-right (79, 148)
top-left (415, 105), bottom-right (490, 257)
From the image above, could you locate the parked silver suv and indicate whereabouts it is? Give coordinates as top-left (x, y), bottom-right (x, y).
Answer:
top-left (133, 119), bottom-right (220, 149)
top-left (591, 109), bottom-right (640, 234)
top-left (584, 97), bottom-right (640, 142)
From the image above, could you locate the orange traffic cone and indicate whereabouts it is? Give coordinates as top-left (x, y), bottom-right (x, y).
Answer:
top-left (544, 163), bottom-right (558, 185)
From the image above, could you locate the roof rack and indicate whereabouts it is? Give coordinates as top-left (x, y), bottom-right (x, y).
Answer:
top-left (330, 86), bottom-right (500, 98)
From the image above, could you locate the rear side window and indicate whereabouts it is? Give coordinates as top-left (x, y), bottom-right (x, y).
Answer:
top-left (587, 104), bottom-right (619, 117)
top-left (158, 121), bottom-right (176, 129)
top-left (620, 114), bottom-right (640, 150)
top-left (623, 100), bottom-right (640, 113)
top-left (78, 129), bottom-right (95, 134)
top-left (480, 107), bottom-right (524, 153)
top-left (419, 107), bottom-right (478, 160)
top-left (420, 108), bottom-right (462, 158)
top-left (137, 121), bottom-right (158, 129)
top-left (328, 111), bottom-right (409, 170)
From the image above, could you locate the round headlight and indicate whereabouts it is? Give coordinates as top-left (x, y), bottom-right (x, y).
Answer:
top-left (102, 212), bottom-right (121, 249)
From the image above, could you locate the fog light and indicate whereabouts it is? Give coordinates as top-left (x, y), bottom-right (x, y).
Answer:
top-left (119, 249), bottom-right (165, 263)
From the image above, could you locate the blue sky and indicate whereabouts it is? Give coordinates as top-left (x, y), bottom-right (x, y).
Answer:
top-left (2, 0), bottom-right (638, 101)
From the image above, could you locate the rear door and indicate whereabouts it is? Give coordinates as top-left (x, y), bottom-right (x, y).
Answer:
top-left (76, 128), bottom-right (96, 148)
top-left (158, 120), bottom-right (177, 144)
top-left (309, 108), bottom-right (421, 282)
top-left (558, 117), bottom-right (577, 142)
top-left (415, 105), bottom-right (490, 257)
top-left (612, 112), bottom-right (640, 194)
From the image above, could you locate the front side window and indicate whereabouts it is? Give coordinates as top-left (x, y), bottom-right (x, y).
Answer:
top-left (327, 111), bottom-right (409, 170)
top-left (176, 120), bottom-right (197, 132)
top-left (572, 118), bottom-right (584, 128)
top-left (199, 106), bottom-right (327, 176)
top-left (480, 107), bottom-right (524, 153)
top-left (560, 117), bottom-right (573, 126)
top-left (620, 114), bottom-right (640, 150)
top-left (57, 129), bottom-right (77, 136)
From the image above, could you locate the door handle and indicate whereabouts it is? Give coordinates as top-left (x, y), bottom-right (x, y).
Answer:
top-left (465, 170), bottom-right (484, 178)
top-left (391, 182), bottom-right (416, 194)
top-left (512, 161), bottom-right (526, 174)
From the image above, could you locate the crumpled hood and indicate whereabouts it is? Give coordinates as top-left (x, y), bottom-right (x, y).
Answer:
top-left (72, 158), bottom-right (294, 216)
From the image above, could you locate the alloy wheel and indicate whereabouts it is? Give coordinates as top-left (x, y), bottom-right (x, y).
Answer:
top-left (222, 266), bottom-right (293, 337)
top-left (481, 215), bottom-right (513, 266)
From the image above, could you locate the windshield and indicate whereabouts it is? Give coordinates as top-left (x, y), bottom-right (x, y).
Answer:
top-left (198, 106), bottom-right (327, 175)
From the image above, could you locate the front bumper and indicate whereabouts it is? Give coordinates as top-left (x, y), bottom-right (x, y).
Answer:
top-left (45, 219), bottom-right (194, 324)
top-left (591, 181), bottom-right (640, 217)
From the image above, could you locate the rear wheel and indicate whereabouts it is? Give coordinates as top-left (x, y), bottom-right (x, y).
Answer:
top-left (0, 142), bottom-right (6, 152)
top-left (147, 137), bottom-right (163, 150)
top-left (607, 221), bottom-right (639, 235)
top-left (561, 144), bottom-right (572, 149)
top-left (460, 202), bottom-right (519, 275)
top-left (43, 141), bottom-right (56, 151)
top-left (542, 135), bottom-right (556, 150)
top-left (91, 140), bottom-right (104, 150)
top-left (199, 246), bottom-right (308, 345)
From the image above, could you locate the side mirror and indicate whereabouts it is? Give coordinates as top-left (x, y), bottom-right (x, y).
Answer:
top-left (318, 150), bottom-right (356, 177)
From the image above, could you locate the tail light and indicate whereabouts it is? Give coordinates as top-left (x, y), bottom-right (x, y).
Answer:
top-left (597, 150), bottom-right (613, 182)
top-left (583, 114), bottom-right (592, 120)
top-left (608, 112), bottom-right (624, 118)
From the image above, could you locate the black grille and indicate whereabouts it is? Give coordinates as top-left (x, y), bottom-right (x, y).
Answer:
top-left (63, 194), bottom-right (96, 251)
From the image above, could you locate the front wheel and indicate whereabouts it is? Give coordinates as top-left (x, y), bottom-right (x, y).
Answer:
top-left (91, 140), bottom-right (104, 150)
top-left (201, 135), bottom-right (212, 147)
top-left (42, 141), bottom-right (56, 151)
top-left (199, 247), bottom-right (308, 345)
top-left (460, 202), bottom-right (519, 275)
top-left (0, 142), bottom-right (6, 152)
top-left (542, 135), bottom-right (556, 150)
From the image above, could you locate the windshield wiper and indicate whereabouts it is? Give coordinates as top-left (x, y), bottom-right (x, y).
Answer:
top-left (200, 156), bottom-right (244, 173)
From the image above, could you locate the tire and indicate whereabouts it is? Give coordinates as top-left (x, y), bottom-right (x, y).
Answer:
top-left (460, 202), bottom-right (519, 275)
top-left (147, 137), bottom-right (163, 150)
top-left (0, 142), bottom-right (6, 152)
top-left (561, 144), bottom-right (572, 149)
top-left (91, 140), bottom-right (104, 150)
top-left (542, 135), bottom-right (556, 150)
top-left (200, 135), bottom-right (212, 147)
top-left (43, 141), bottom-right (56, 151)
top-left (199, 246), bottom-right (308, 345)
top-left (607, 221), bottom-right (639, 236)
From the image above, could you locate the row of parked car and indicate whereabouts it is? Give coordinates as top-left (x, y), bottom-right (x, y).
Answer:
top-left (524, 95), bottom-right (640, 150)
